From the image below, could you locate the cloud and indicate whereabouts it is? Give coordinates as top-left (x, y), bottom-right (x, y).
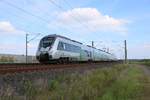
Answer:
top-left (0, 21), bottom-right (39, 55)
top-left (0, 21), bottom-right (25, 35)
top-left (51, 8), bottom-right (129, 35)
top-left (0, 43), bottom-right (24, 54)
top-left (143, 43), bottom-right (150, 48)
top-left (0, 42), bottom-right (38, 55)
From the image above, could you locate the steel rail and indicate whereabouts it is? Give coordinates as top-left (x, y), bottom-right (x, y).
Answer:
top-left (0, 61), bottom-right (122, 75)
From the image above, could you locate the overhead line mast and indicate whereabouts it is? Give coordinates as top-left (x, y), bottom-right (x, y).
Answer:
top-left (26, 33), bottom-right (41, 63)
top-left (26, 34), bottom-right (28, 63)
top-left (124, 40), bottom-right (128, 64)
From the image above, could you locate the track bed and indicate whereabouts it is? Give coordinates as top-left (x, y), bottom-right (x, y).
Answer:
top-left (0, 61), bottom-right (122, 74)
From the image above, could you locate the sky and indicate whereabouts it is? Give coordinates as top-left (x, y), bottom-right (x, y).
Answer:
top-left (0, 0), bottom-right (150, 59)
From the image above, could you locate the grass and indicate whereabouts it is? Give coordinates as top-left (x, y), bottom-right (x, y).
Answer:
top-left (141, 60), bottom-right (150, 66)
top-left (41, 64), bottom-right (127, 100)
top-left (1, 64), bottom-right (150, 100)
top-left (101, 65), bottom-right (143, 100)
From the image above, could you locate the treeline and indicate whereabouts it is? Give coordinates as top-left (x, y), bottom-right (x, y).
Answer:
top-left (0, 56), bottom-right (15, 63)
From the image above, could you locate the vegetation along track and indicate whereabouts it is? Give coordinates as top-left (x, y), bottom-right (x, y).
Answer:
top-left (0, 61), bottom-right (122, 75)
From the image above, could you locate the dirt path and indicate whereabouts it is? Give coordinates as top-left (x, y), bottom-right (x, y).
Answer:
top-left (134, 64), bottom-right (150, 100)
top-left (136, 64), bottom-right (150, 76)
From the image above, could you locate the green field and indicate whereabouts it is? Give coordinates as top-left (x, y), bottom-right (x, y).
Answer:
top-left (1, 64), bottom-right (150, 100)
top-left (130, 59), bottom-right (150, 66)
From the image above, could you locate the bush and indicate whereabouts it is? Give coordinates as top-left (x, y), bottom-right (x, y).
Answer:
top-left (0, 56), bottom-right (15, 63)
top-left (47, 64), bottom-right (128, 100)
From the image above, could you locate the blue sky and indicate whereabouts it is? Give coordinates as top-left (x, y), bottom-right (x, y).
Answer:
top-left (0, 0), bottom-right (150, 59)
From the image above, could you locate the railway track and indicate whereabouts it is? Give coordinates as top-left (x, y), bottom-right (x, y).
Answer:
top-left (0, 61), bottom-right (122, 75)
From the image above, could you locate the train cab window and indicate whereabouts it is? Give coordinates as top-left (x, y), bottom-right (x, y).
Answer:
top-left (57, 42), bottom-right (64, 50)
top-left (40, 37), bottom-right (55, 48)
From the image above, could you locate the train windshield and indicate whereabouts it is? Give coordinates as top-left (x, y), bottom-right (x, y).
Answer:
top-left (40, 37), bottom-right (55, 48)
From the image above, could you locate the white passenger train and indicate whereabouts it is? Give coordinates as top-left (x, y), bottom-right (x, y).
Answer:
top-left (36, 34), bottom-right (116, 63)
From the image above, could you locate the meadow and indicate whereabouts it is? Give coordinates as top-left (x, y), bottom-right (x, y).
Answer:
top-left (1, 64), bottom-right (150, 100)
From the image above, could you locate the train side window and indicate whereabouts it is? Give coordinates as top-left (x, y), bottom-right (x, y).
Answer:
top-left (63, 43), bottom-right (66, 50)
top-left (84, 50), bottom-right (89, 57)
top-left (89, 51), bottom-right (92, 57)
top-left (64, 43), bottom-right (69, 51)
top-left (58, 42), bottom-right (81, 53)
top-left (57, 42), bottom-right (64, 50)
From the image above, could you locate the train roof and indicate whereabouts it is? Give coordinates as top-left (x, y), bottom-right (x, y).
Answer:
top-left (44, 34), bottom-right (112, 55)
top-left (86, 45), bottom-right (112, 54)
top-left (45, 34), bottom-right (83, 44)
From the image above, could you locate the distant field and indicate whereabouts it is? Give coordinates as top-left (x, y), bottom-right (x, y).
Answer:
top-left (1, 64), bottom-right (150, 100)
top-left (130, 59), bottom-right (150, 66)
top-left (0, 54), bottom-right (37, 63)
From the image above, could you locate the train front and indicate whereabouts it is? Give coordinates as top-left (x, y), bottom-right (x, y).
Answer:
top-left (36, 36), bottom-right (55, 63)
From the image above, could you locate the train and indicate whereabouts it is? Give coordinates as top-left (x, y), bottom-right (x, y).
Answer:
top-left (36, 34), bottom-right (116, 63)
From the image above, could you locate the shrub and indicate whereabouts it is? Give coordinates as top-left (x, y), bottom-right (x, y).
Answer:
top-left (0, 56), bottom-right (15, 63)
